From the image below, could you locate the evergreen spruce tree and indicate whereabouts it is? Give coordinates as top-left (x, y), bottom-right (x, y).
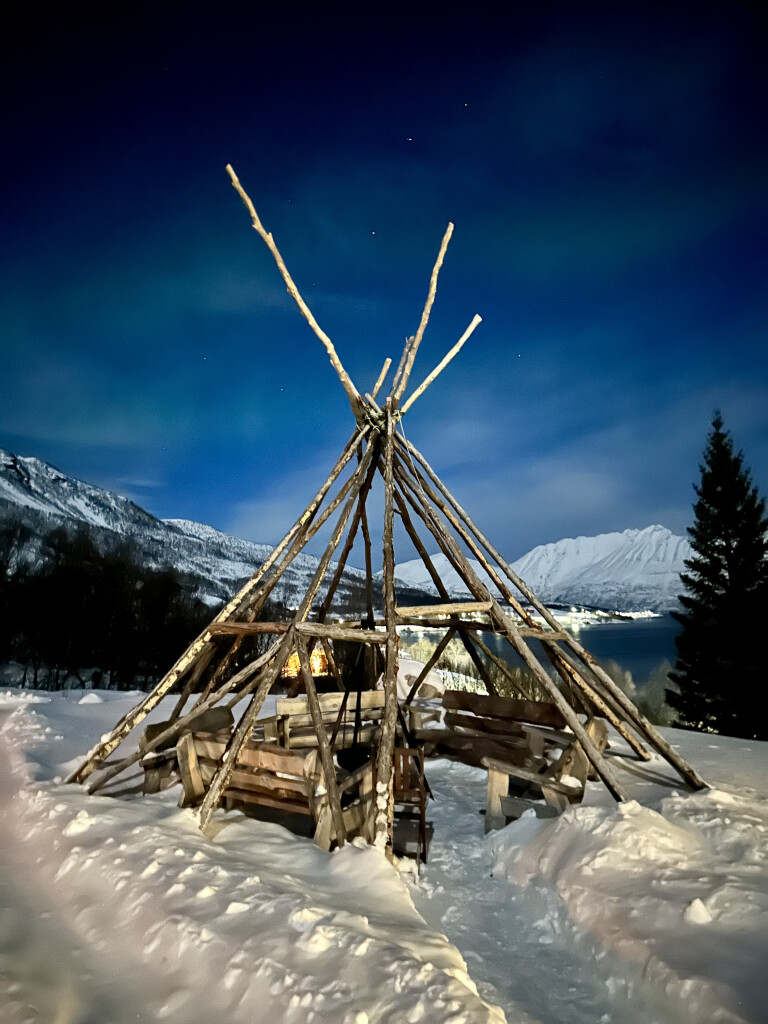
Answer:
top-left (667, 412), bottom-right (768, 739)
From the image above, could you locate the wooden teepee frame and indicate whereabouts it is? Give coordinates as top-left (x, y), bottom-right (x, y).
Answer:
top-left (66, 166), bottom-right (707, 847)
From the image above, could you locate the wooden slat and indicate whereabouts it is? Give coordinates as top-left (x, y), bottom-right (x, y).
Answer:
top-left (486, 768), bottom-right (509, 833)
top-left (285, 724), bottom-right (381, 750)
top-left (414, 729), bottom-right (538, 767)
top-left (276, 690), bottom-right (385, 717)
top-left (500, 796), bottom-right (559, 820)
top-left (270, 709), bottom-right (383, 731)
top-left (396, 601), bottom-right (492, 618)
top-left (177, 732), bottom-right (205, 806)
top-left (209, 621), bottom-right (388, 644)
top-left (442, 692), bottom-right (567, 728)
top-left (191, 734), bottom-right (308, 776)
top-left (223, 788), bottom-right (313, 815)
top-left (481, 756), bottom-right (582, 797)
top-left (443, 710), bottom-right (527, 739)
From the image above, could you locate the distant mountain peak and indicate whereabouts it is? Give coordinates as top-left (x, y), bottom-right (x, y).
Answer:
top-left (394, 524), bottom-right (690, 613)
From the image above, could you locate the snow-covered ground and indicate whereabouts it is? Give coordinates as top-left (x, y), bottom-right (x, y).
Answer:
top-left (1, 688), bottom-right (767, 1024)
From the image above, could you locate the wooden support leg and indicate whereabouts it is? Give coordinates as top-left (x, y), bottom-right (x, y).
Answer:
top-left (486, 768), bottom-right (509, 833)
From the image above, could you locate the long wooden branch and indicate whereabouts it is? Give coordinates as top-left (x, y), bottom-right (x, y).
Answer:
top-left (88, 639), bottom-right (282, 793)
top-left (374, 402), bottom-right (399, 850)
top-left (226, 164), bottom-right (364, 420)
top-left (400, 314), bottom-right (482, 415)
top-left (66, 424), bottom-right (368, 786)
top-left (403, 626), bottom-right (458, 706)
top-left (199, 434), bottom-right (382, 831)
top-left (198, 631), bottom-right (297, 831)
top-left (469, 631), bottom-right (534, 701)
top-left (394, 437), bottom-right (652, 757)
top-left (371, 358), bottom-right (392, 400)
top-left (296, 636), bottom-right (347, 846)
top-left (392, 224), bottom-right (454, 403)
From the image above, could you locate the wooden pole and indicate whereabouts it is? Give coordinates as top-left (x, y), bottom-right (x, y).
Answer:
top-left (371, 357), bottom-right (392, 400)
top-left (374, 401), bottom-right (399, 850)
top-left (393, 485), bottom-right (497, 692)
top-left (198, 631), bottom-right (297, 831)
top-left (395, 439), bottom-right (651, 759)
top-left (469, 631), bottom-right (534, 701)
top-left (168, 643), bottom-right (218, 721)
top-left (400, 315), bottom-right (482, 415)
top-left (403, 626), bottom-right (458, 705)
top-left (226, 164), bottom-right (364, 421)
top-left (88, 639), bottom-right (282, 793)
top-left (393, 223), bottom-right (454, 403)
top-left (296, 636), bottom-right (347, 846)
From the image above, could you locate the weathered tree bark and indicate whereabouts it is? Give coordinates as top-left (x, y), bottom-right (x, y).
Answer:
top-left (397, 435), bottom-right (707, 789)
top-left (396, 440), bottom-right (652, 759)
top-left (199, 430), bottom-right (381, 831)
top-left (400, 314), bottom-right (482, 415)
top-left (198, 631), bottom-right (297, 831)
top-left (66, 426), bottom-right (368, 786)
top-left (393, 224), bottom-right (454, 403)
top-left (374, 403), bottom-right (399, 850)
top-left (226, 164), bottom-right (364, 422)
top-left (296, 636), bottom-right (347, 846)
top-left (393, 454), bottom-right (628, 801)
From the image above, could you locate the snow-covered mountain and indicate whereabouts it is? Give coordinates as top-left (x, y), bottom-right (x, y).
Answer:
top-left (0, 448), bottom-right (371, 609)
top-left (1, 447), bottom-right (690, 612)
top-left (394, 525), bottom-right (691, 613)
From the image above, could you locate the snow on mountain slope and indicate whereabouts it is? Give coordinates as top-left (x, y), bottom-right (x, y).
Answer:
top-left (0, 447), bottom-right (369, 608)
top-left (510, 525), bottom-right (690, 612)
top-left (0, 448), bottom-right (160, 533)
top-left (395, 526), bottom-right (690, 612)
top-left (1, 446), bottom-right (689, 612)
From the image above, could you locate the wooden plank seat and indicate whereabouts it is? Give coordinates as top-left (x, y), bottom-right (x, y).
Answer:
top-left (176, 731), bottom-right (373, 850)
top-left (482, 717), bottom-right (610, 831)
top-left (256, 689), bottom-right (386, 751)
top-left (409, 690), bottom-right (570, 772)
top-left (139, 706), bottom-right (235, 795)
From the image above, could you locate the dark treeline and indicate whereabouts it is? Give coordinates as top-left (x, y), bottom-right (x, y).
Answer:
top-left (0, 521), bottom-right (217, 690)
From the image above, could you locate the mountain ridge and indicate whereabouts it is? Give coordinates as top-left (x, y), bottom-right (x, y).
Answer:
top-left (0, 446), bottom-right (688, 612)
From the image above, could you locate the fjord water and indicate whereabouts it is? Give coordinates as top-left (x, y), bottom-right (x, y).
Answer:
top-left (482, 615), bottom-right (679, 687)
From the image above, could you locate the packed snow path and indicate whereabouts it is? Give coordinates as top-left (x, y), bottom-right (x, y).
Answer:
top-left (408, 760), bottom-right (679, 1024)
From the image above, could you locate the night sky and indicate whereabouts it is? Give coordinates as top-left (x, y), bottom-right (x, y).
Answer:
top-left (3, 2), bottom-right (767, 564)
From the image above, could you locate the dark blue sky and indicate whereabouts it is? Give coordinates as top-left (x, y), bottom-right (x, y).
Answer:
top-left (2, 2), bottom-right (767, 563)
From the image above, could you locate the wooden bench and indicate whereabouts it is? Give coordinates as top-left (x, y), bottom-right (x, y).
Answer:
top-left (176, 731), bottom-right (374, 850)
top-left (139, 706), bottom-right (235, 794)
top-left (483, 717), bottom-right (610, 830)
top-left (411, 691), bottom-right (570, 770)
top-left (256, 689), bottom-right (386, 751)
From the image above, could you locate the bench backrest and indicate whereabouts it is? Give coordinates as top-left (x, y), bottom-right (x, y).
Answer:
top-left (442, 691), bottom-right (566, 729)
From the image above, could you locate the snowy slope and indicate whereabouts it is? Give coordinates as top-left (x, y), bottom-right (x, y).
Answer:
top-left (1, 446), bottom-right (689, 612)
top-left (0, 447), bottom-right (370, 608)
top-left (395, 526), bottom-right (690, 612)
top-left (2, 688), bottom-right (767, 1024)
top-left (509, 525), bottom-right (690, 612)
